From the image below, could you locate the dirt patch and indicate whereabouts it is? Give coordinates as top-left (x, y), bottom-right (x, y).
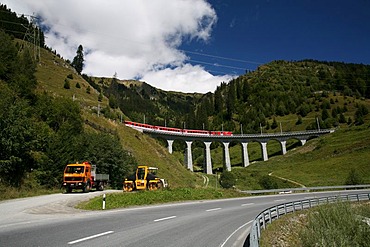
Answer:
top-left (25, 190), bottom-right (121, 214)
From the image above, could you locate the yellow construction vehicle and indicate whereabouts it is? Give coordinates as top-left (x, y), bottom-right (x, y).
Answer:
top-left (123, 166), bottom-right (167, 192)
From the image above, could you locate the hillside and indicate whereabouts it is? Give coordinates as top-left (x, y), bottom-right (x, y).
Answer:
top-left (82, 59), bottom-right (370, 136)
top-left (34, 41), bottom-right (204, 189)
top-left (1, 6), bottom-right (369, 193)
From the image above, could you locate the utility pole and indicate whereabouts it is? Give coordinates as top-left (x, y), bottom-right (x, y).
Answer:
top-left (21, 14), bottom-right (41, 61)
top-left (316, 117), bottom-right (320, 130)
top-left (260, 123), bottom-right (263, 135)
top-left (280, 122), bottom-right (282, 134)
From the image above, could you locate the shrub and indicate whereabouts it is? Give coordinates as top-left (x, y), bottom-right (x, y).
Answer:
top-left (345, 169), bottom-right (364, 185)
top-left (258, 175), bottom-right (278, 189)
top-left (219, 171), bottom-right (235, 189)
top-left (63, 79), bottom-right (70, 89)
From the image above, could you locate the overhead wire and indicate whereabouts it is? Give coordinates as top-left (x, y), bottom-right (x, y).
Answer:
top-left (181, 49), bottom-right (263, 65)
top-left (2, 11), bottom-right (369, 80)
top-left (1, 9), bottom-right (259, 76)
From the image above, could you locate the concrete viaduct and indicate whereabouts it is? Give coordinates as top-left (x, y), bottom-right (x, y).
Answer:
top-left (134, 127), bottom-right (334, 174)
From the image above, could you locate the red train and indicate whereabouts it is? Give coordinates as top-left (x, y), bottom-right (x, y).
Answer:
top-left (124, 121), bottom-right (233, 136)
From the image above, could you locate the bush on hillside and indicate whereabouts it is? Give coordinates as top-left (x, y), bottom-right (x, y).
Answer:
top-left (345, 169), bottom-right (364, 185)
top-left (220, 171), bottom-right (236, 189)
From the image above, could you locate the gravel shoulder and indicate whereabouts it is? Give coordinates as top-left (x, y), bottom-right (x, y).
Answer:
top-left (0, 190), bottom-right (121, 227)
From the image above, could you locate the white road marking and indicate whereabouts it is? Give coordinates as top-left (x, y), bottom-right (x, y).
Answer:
top-left (153, 216), bottom-right (177, 222)
top-left (68, 231), bottom-right (114, 245)
top-left (220, 220), bottom-right (253, 247)
top-left (206, 207), bottom-right (221, 212)
top-left (0, 221), bottom-right (32, 229)
top-left (241, 203), bottom-right (254, 206)
top-left (274, 199), bottom-right (286, 202)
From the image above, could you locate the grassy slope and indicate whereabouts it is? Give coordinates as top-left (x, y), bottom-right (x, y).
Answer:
top-left (35, 46), bottom-right (204, 188)
top-left (35, 47), bottom-right (109, 109)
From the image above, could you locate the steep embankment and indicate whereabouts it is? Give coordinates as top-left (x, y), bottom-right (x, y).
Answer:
top-left (35, 45), bottom-right (204, 188)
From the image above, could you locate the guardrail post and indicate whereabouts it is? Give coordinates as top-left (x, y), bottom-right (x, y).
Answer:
top-left (250, 221), bottom-right (259, 247)
top-left (284, 203), bottom-right (287, 215)
top-left (268, 209), bottom-right (272, 224)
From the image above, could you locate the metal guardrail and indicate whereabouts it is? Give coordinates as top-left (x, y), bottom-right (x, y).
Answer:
top-left (241, 184), bottom-right (370, 194)
top-left (249, 192), bottom-right (370, 247)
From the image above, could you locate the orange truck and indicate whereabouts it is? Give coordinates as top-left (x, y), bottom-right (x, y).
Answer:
top-left (62, 161), bottom-right (109, 193)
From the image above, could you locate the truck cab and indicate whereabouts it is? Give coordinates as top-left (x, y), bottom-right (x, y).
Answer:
top-left (62, 162), bottom-right (108, 193)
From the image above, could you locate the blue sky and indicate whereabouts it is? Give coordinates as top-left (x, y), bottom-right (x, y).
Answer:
top-left (3, 0), bottom-right (370, 93)
top-left (182, 0), bottom-right (370, 76)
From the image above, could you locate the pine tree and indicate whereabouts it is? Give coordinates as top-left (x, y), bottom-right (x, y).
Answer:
top-left (321, 108), bottom-right (330, 120)
top-left (214, 87), bottom-right (223, 114)
top-left (271, 117), bottom-right (278, 129)
top-left (64, 79), bottom-right (70, 89)
top-left (226, 82), bottom-right (236, 120)
top-left (71, 44), bottom-right (84, 74)
top-left (98, 92), bottom-right (103, 102)
top-left (339, 113), bottom-right (346, 123)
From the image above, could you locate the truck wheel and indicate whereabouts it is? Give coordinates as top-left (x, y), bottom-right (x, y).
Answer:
top-left (98, 183), bottom-right (104, 191)
top-left (83, 181), bottom-right (91, 193)
top-left (157, 181), bottom-right (163, 190)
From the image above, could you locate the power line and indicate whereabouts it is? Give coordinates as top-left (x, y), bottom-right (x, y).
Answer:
top-left (188, 59), bottom-right (247, 71)
top-left (182, 49), bottom-right (263, 65)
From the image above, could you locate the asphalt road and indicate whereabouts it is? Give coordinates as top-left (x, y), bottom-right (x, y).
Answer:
top-left (1, 189), bottom-right (369, 247)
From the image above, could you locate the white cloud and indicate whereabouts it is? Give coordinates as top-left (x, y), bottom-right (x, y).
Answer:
top-left (142, 64), bottom-right (233, 93)
top-left (3, 0), bottom-right (232, 93)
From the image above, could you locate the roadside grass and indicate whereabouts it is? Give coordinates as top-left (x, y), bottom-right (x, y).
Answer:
top-left (76, 188), bottom-right (247, 210)
top-left (260, 201), bottom-right (370, 247)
